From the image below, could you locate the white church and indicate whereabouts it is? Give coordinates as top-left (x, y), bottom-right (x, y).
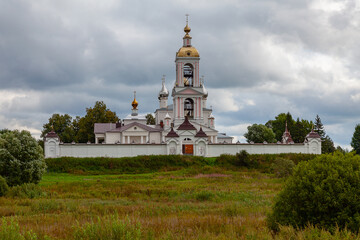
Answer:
top-left (44, 20), bottom-right (321, 158)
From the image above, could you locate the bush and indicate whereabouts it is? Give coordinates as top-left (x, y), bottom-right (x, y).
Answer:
top-left (271, 158), bottom-right (295, 178)
top-left (268, 152), bottom-right (360, 233)
top-left (73, 215), bottom-right (142, 240)
top-left (195, 191), bottom-right (214, 201)
top-left (0, 130), bottom-right (46, 186)
top-left (236, 150), bottom-right (258, 168)
top-left (0, 175), bottom-right (9, 196)
top-left (0, 218), bottom-right (39, 240)
top-left (6, 183), bottom-right (46, 199)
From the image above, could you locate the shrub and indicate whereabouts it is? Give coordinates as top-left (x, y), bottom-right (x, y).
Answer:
top-left (0, 130), bottom-right (46, 186)
top-left (0, 218), bottom-right (39, 240)
top-left (268, 152), bottom-right (360, 233)
top-left (236, 150), bottom-right (258, 168)
top-left (73, 215), bottom-right (142, 240)
top-left (0, 175), bottom-right (9, 196)
top-left (271, 158), bottom-right (295, 178)
top-left (6, 183), bottom-right (46, 199)
top-left (195, 191), bottom-right (214, 201)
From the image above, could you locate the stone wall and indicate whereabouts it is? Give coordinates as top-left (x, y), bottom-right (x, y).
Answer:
top-left (45, 138), bottom-right (321, 158)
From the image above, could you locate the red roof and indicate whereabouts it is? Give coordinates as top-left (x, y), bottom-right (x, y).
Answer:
top-left (195, 127), bottom-right (207, 137)
top-left (306, 129), bottom-right (321, 138)
top-left (177, 116), bottom-right (197, 131)
top-left (281, 122), bottom-right (294, 144)
top-left (166, 127), bottom-right (179, 138)
top-left (45, 130), bottom-right (59, 139)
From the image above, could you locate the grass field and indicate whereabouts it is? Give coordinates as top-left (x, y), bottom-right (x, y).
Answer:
top-left (1, 165), bottom-right (359, 239)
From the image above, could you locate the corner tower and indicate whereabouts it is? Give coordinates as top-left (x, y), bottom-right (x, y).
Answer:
top-left (172, 16), bottom-right (208, 126)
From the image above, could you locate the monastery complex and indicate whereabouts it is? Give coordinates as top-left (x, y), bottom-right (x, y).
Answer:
top-left (44, 19), bottom-right (321, 158)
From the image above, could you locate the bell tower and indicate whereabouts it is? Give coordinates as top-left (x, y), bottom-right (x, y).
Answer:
top-left (172, 15), bottom-right (208, 126)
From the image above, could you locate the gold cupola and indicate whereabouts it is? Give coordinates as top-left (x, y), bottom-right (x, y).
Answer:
top-left (176, 15), bottom-right (200, 58)
top-left (132, 91), bottom-right (138, 110)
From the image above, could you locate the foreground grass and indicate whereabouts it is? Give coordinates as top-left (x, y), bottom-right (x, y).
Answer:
top-left (1, 166), bottom-right (358, 239)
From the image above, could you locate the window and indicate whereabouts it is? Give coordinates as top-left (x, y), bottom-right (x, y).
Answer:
top-left (183, 64), bottom-right (193, 86)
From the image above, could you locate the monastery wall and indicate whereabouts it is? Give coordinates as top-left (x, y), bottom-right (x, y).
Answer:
top-left (53, 144), bottom-right (167, 158)
top-left (45, 140), bottom-right (321, 158)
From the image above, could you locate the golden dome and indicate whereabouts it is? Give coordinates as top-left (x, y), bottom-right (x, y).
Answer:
top-left (176, 46), bottom-right (200, 58)
top-left (132, 98), bottom-right (138, 109)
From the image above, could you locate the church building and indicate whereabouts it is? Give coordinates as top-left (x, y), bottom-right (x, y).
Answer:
top-left (93, 19), bottom-right (232, 155)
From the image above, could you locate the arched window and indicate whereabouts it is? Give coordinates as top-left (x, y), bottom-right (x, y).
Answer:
top-left (184, 98), bottom-right (194, 119)
top-left (183, 64), bottom-right (193, 86)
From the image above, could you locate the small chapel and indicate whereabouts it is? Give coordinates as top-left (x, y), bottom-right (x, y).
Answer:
top-left (44, 18), bottom-right (321, 158)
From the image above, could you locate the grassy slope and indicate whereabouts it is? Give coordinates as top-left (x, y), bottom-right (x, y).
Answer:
top-left (0, 168), bottom-right (283, 239)
top-left (1, 167), bottom-right (359, 239)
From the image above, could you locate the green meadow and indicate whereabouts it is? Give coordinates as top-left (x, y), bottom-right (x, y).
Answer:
top-left (1, 155), bottom-right (360, 239)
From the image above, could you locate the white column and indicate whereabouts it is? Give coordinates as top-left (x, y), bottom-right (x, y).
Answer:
top-left (141, 135), bottom-right (143, 144)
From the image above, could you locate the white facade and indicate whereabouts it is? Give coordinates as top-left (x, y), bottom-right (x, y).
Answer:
top-left (44, 21), bottom-right (322, 158)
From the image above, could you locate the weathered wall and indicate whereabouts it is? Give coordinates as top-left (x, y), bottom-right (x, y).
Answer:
top-left (45, 138), bottom-right (321, 158)
top-left (57, 144), bottom-right (167, 158)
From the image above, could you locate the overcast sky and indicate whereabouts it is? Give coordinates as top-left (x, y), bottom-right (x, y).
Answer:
top-left (0, 0), bottom-right (359, 149)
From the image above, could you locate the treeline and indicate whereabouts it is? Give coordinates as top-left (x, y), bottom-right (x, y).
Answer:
top-left (244, 112), bottom-right (339, 154)
top-left (45, 153), bottom-right (317, 175)
top-left (42, 101), bottom-right (156, 143)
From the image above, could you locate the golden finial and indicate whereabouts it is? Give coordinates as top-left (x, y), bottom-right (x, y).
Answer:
top-left (184, 14), bottom-right (191, 37)
top-left (132, 91), bottom-right (138, 109)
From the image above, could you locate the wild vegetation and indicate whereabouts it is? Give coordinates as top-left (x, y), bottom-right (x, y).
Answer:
top-left (1, 153), bottom-right (360, 239)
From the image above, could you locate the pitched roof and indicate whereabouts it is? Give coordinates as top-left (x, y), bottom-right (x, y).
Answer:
top-left (166, 127), bottom-right (179, 138)
top-left (45, 130), bottom-right (59, 139)
top-left (108, 122), bottom-right (161, 133)
top-left (94, 123), bottom-right (117, 134)
top-left (306, 129), bottom-right (321, 138)
top-left (281, 122), bottom-right (294, 144)
top-left (177, 116), bottom-right (197, 131)
top-left (195, 127), bottom-right (207, 138)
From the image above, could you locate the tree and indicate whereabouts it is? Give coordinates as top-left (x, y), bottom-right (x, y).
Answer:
top-left (351, 124), bottom-right (360, 154)
top-left (314, 114), bottom-right (325, 138)
top-left (266, 113), bottom-right (295, 142)
top-left (41, 114), bottom-right (75, 143)
top-left (322, 135), bottom-right (335, 154)
top-left (268, 152), bottom-right (360, 232)
top-left (76, 101), bottom-right (119, 143)
top-left (145, 113), bottom-right (155, 125)
top-left (0, 130), bottom-right (46, 186)
top-left (244, 124), bottom-right (276, 143)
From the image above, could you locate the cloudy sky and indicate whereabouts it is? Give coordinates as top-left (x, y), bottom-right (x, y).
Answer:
top-left (1, 0), bottom-right (359, 149)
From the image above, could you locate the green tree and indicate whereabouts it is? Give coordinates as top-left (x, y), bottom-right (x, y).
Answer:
top-left (0, 130), bottom-right (46, 186)
top-left (76, 101), bottom-right (119, 143)
top-left (322, 135), bottom-right (335, 154)
top-left (314, 114), bottom-right (325, 138)
top-left (266, 113), bottom-right (295, 142)
top-left (244, 124), bottom-right (276, 143)
top-left (351, 124), bottom-right (360, 154)
top-left (41, 113), bottom-right (75, 143)
top-left (268, 152), bottom-right (360, 232)
top-left (145, 113), bottom-right (155, 125)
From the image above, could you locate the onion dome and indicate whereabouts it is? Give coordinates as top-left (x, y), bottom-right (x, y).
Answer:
top-left (176, 16), bottom-right (200, 58)
top-left (158, 75), bottom-right (169, 98)
top-left (132, 91), bottom-right (138, 109)
top-left (195, 127), bottom-right (207, 138)
top-left (165, 113), bottom-right (171, 119)
top-left (202, 83), bottom-right (208, 98)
